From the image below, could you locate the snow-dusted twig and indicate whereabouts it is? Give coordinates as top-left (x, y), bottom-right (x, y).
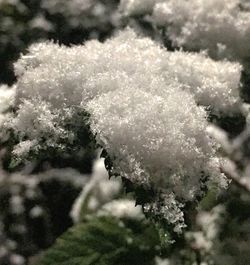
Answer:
top-left (221, 160), bottom-right (250, 193)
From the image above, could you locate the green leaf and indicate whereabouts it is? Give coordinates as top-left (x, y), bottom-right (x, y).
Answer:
top-left (40, 216), bottom-right (161, 265)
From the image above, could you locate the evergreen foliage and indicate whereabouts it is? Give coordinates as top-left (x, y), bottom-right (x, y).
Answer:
top-left (40, 216), bottom-right (161, 265)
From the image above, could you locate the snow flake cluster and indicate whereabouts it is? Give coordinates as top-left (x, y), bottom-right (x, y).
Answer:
top-left (5, 28), bottom-right (241, 230)
top-left (14, 30), bottom-right (242, 114)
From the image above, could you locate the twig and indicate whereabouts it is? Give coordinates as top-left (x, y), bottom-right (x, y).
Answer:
top-left (221, 164), bottom-right (250, 193)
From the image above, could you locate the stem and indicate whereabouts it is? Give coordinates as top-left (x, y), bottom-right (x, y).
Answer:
top-left (221, 164), bottom-right (250, 193)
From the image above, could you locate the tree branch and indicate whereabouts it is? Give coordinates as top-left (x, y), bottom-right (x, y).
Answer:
top-left (221, 164), bottom-right (250, 193)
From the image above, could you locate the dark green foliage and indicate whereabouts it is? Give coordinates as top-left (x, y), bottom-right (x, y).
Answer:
top-left (40, 216), bottom-right (161, 265)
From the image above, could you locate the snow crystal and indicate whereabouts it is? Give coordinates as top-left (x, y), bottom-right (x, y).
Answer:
top-left (8, 28), bottom-right (237, 230)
